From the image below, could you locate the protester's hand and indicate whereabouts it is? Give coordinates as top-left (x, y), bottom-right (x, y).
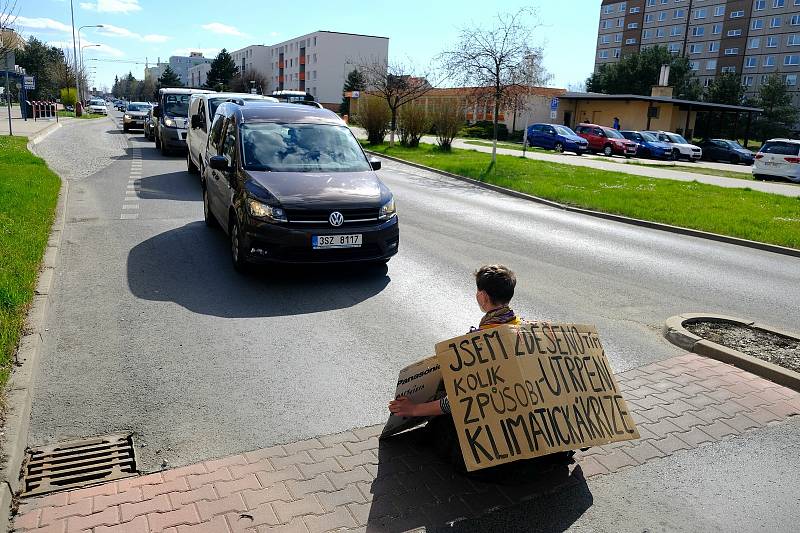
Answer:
top-left (388, 396), bottom-right (418, 417)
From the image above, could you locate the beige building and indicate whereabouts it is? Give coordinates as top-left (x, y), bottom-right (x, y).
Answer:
top-left (595, 0), bottom-right (800, 106)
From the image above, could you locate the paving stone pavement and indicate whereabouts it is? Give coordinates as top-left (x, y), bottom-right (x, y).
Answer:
top-left (14, 353), bottom-right (800, 533)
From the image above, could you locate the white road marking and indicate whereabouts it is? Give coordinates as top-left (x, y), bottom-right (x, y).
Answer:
top-left (120, 213), bottom-right (139, 220)
top-left (122, 204), bottom-right (139, 209)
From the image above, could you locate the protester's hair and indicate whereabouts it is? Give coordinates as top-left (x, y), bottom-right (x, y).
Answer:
top-left (474, 265), bottom-right (516, 305)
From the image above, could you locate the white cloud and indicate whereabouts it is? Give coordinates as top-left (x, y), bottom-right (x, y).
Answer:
top-left (49, 37), bottom-right (125, 58)
top-left (14, 17), bottom-right (72, 33)
top-left (97, 24), bottom-right (169, 43)
top-left (80, 0), bottom-right (142, 14)
top-left (201, 22), bottom-right (247, 37)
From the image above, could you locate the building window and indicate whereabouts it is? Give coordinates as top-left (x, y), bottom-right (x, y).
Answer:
top-left (792, 15), bottom-right (800, 25)
top-left (615, 33), bottom-right (623, 42)
top-left (750, 37), bottom-right (761, 49)
top-left (614, 48), bottom-right (621, 58)
top-left (626, 38), bottom-right (637, 44)
top-left (789, 34), bottom-right (800, 45)
top-left (743, 76), bottom-right (754, 87)
top-left (671, 26), bottom-right (682, 36)
top-left (657, 28), bottom-right (666, 37)
top-left (787, 74), bottom-right (798, 86)
top-left (745, 57), bottom-right (758, 68)
top-left (704, 78), bottom-right (713, 87)
top-left (647, 0), bottom-right (655, 5)
top-left (674, 9), bottom-right (685, 18)
top-left (669, 43), bottom-right (681, 53)
top-left (661, 0), bottom-right (668, 4)
top-left (771, 17), bottom-right (782, 28)
top-left (692, 26), bottom-right (705, 36)
top-left (721, 66), bottom-right (736, 73)
top-left (712, 23), bottom-right (722, 34)
top-left (764, 55), bottom-right (776, 66)
top-left (619, 2), bottom-right (627, 12)
top-left (599, 49), bottom-right (609, 59)
top-left (706, 59), bottom-right (717, 70)
top-left (785, 54), bottom-right (800, 65)
top-left (630, 6), bottom-right (641, 13)
top-left (603, 5), bottom-right (614, 14)
top-left (724, 48), bottom-right (738, 55)
top-left (617, 18), bottom-right (624, 27)
top-left (755, 0), bottom-right (766, 9)
top-left (694, 8), bottom-right (706, 19)
top-left (774, 0), bottom-right (785, 7)
top-left (690, 43), bottom-right (703, 53)
top-left (752, 18), bottom-right (764, 30)
top-left (628, 22), bottom-right (639, 29)
top-left (714, 5), bottom-right (725, 16)
top-left (643, 29), bottom-right (653, 39)
top-left (658, 11), bottom-right (666, 21)
top-left (689, 61), bottom-right (699, 71)
top-left (600, 35), bottom-right (611, 44)
top-left (767, 36), bottom-right (778, 47)
top-left (727, 29), bottom-right (742, 37)
top-left (730, 10), bottom-right (744, 18)
top-left (645, 14), bottom-right (654, 23)
top-left (709, 41), bottom-right (719, 52)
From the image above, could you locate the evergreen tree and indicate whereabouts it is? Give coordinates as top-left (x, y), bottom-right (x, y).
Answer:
top-left (204, 49), bottom-right (238, 91)
top-left (754, 74), bottom-right (798, 141)
top-left (705, 72), bottom-right (745, 105)
top-left (340, 68), bottom-right (366, 115)
top-left (158, 65), bottom-right (184, 89)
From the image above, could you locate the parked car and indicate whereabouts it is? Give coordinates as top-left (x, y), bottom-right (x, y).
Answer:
top-left (115, 100), bottom-right (127, 111)
top-left (187, 92), bottom-right (277, 176)
top-left (87, 99), bottom-right (107, 115)
top-left (144, 105), bottom-right (157, 141)
top-left (202, 101), bottom-right (399, 270)
top-left (575, 123), bottom-right (637, 157)
top-left (697, 139), bottom-right (754, 165)
top-left (643, 131), bottom-right (702, 161)
top-left (620, 130), bottom-right (675, 160)
top-left (122, 102), bottom-right (152, 132)
top-left (752, 139), bottom-right (800, 183)
top-left (153, 88), bottom-right (214, 156)
top-left (525, 123), bottom-right (588, 155)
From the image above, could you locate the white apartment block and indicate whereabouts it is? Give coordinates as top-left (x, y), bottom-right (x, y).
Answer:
top-left (188, 63), bottom-right (211, 88)
top-left (230, 30), bottom-right (389, 109)
top-left (169, 52), bottom-right (213, 86)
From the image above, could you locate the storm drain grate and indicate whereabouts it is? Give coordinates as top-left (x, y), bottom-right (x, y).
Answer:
top-left (22, 433), bottom-right (137, 497)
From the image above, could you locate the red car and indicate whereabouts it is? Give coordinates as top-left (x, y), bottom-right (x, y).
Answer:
top-left (575, 123), bottom-right (638, 158)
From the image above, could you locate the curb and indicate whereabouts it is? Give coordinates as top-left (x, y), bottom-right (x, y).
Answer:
top-left (0, 155), bottom-right (70, 531)
top-left (366, 150), bottom-right (800, 259)
top-left (663, 313), bottom-right (800, 391)
top-left (24, 121), bottom-right (64, 150)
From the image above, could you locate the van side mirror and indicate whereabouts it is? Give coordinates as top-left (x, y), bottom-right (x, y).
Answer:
top-left (191, 114), bottom-right (201, 129)
top-left (153, 106), bottom-right (161, 118)
top-left (209, 155), bottom-right (229, 171)
top-left (370, 158), bottom-right (382, 171)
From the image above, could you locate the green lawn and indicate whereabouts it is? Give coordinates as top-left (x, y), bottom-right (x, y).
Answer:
top-left (0, 137), bottom-right (61, 388)
top-left (364, 142), bottom-right (800, 250)
top-left (622, 161), bottom-right (754, 180)
top-left (57, 110), bottom-right (105, 119)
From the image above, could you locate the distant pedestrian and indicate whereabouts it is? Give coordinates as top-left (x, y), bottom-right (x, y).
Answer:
top-left (613, 117), bottom-right (621, 130)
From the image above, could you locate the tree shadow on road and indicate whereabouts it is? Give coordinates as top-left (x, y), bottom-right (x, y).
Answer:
top-left (363, 430), bottom-right (592, 532)
top-left (134, 171), bottom-right (201, 202)
top-left (126, 221), bottom-right (391, 318)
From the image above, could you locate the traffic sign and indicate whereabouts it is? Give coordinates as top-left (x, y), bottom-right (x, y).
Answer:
top-left (23, 76), bottom-right (35, 89)
top-left (550, 110), bottom-right (557, 119)
top-left (550, 97), bottom-right (559, 111)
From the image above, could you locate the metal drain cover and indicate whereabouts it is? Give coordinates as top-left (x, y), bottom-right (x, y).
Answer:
top-left (22, 433), bottom-right (137, 497)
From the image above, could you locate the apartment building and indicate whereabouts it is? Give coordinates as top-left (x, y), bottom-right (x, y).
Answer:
top-left (168, 52), bottom-right (212, 86)
top-left (595, 0), bottom-right (800, 104)
top-left (228, 31), bottom-right (388, 109)
top-left (188, 63), bottom-right (211, 88)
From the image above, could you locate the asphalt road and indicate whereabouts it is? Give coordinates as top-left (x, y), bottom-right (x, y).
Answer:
top-left (29, 111), bottom-right (800, 472)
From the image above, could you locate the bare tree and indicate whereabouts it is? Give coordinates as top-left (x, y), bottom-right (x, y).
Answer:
top-left (358, 95), bottom-right (391, 145)
top-left (441, 8), bottom-right (547, 164)
top-left (1, 1), bottom-right (20, 63)
top-left (431, 99), bottom-right (465, 151)
top-left (230, 68), bottom-right (270, 94)
top-left (398, 102), bottom-right (430, 147)
top-left (361, 60), bottom-right (438, 146)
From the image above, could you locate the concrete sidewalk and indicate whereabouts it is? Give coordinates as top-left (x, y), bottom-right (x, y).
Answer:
top-left (350, 128), bottom-right (800, 198)
top-left (13, 353), bottom-right (799, 533)
top-left (0, 105), bottom-right (71, 139)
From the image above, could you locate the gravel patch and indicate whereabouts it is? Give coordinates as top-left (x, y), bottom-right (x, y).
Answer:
top-left (686, 321), bottom-right (800, 373)
top-left (30, 118), bottom-right (128, 181)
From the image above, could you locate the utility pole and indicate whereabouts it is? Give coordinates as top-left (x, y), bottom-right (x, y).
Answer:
top-left (69, 0), bottom-right (80, 115)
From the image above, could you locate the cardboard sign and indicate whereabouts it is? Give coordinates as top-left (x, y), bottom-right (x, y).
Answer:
top-left (435, 323), bottom-right (639, 471)
top-left (381, 355), bottom-right (444, 438)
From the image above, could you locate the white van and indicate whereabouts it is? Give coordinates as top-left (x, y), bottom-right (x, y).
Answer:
top-left (186, 92), bottom-right (277, 176)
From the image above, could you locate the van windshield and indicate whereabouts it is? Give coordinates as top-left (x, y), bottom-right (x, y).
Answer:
top-left (241, 122), bottom-right (372, 173)
top-left (162, 94), bottom-right (191, 117)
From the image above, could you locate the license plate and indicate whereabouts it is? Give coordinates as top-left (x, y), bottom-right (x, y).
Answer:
top-left (312, 234), bottom-right (362, 249)
top-left (764, 161), bottom-right (780, 167)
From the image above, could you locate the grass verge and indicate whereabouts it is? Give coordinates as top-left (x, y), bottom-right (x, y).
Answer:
top-left (622, 161), bottom-right (754, 180)
top-left (0, 136), bottom-right (61, 388)
top-left (364, 142), bottom-right (800, 250)
top-left (57, 110), bottom-right (105, 119)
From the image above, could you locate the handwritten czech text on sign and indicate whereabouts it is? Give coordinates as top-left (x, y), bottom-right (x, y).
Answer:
top-left (435, 323), bottom-right (639, 471)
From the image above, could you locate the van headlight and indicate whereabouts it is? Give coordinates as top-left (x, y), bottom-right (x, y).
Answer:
top-left (247, 198), bottom-right (287, 223)
top-left (379, 197), bottom-right (396, 220)
top-left (164, 118), bottom-right (176, 128)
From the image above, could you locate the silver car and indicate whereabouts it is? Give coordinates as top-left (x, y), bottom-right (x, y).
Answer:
top-left (122, 102), bottom-right (151, 132)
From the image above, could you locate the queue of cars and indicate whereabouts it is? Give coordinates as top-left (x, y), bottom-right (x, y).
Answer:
top-left (117, 87), bottom-right (399, 270)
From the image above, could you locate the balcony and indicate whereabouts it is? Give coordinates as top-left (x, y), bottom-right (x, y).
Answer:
top-left (278, 60), bottom-right (284, 69)
top-left (278, 75), bottom-right (284, 83)
top-left (299, 72), bottom-right (305, 81)
top-left (299, 56), bottom-right (306, 65)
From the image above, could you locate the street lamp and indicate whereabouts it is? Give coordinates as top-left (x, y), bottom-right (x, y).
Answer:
top-left (77, 25), bottom-right (103, 102)
top-left (80, 44), bottom-right (101, 100)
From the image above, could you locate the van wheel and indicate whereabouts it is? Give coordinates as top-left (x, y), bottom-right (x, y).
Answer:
top-left (203, 187), bottom-right (218, 228)
top-left (187, 152), bottom-right (199, 174)
top-left (155, 133), bottom-right (161, 149)
top-left (229, 215), bottom-right (249, 273)
top-left (603, 145), bottom-right (613, 157)
top-left (160, 136), bottom-right (171, 156)
top-left (554, 142), bottom-right (564, 153)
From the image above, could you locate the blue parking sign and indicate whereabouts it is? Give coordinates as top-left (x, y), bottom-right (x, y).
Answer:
top-left (550, 97), bottom-right (559, 111)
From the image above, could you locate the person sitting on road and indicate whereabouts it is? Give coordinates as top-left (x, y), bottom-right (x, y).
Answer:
top-left (388, 264), bottom-right (574, 477)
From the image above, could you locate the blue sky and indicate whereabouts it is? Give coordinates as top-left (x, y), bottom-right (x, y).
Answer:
top-left (16, 0), bottom-right (599, 91)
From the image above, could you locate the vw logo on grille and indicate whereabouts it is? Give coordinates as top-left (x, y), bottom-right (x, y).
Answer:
top-left (329, 211), bottom-right (344, 227)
